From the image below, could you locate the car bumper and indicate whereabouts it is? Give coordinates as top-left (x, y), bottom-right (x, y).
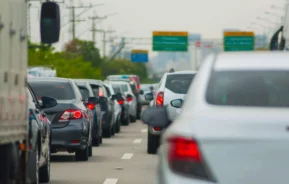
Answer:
top-left (51, 120), bottom-right (88, 152)
top-left (148, 125), bottom-right (162, 136)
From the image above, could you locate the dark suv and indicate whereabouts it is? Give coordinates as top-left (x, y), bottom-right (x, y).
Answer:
top-left (28, 77), bottom-right (93, 161)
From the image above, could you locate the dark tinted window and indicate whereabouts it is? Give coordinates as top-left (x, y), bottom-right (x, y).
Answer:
top-left (165, 74), bottom-right (195, 94)
top-left (104, 86), bottom-right (111, 96)
top-left (112, 86), bottom-right (121, 94)
top-left (29, 81), bottom-right (75, 100)
top-left (77, 85), bottom-right (90, 99)
top-left (206, 71), bottom-right (289, 107)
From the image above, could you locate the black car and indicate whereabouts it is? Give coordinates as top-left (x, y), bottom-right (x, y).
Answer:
top-left (85, 80), bottom-right (115, 138)
top-left (74, 80), bottom-right (103, 146)
top-left (28, 77), bottom-right (93, 161)
top-left (27, 84), bottom-right (57, 184)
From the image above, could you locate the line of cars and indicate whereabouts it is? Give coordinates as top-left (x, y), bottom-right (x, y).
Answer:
top-left (141, 52), bottom-right (289, 184)
top-left (26, 74), bottom-right (143, 183)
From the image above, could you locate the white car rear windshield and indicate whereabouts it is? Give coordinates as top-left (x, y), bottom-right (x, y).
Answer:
top-left (206, 70), bottom-right (289, 107)
top-left (165, 74), bottom-right (195, 94)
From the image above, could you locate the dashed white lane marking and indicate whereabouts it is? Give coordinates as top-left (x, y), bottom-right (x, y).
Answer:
top-left (103, 178), bottom-right (118, 184)
top-left (141, 128), bottom-right (148, 133)
top-left (133, 139), bottom-right (142, 144)
top-left (121, 153), bottom-right (134, 159)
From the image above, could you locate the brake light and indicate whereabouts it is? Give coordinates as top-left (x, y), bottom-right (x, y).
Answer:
top-left (59, 110), bottom-right (83, 120)
top-left (87, 103), bottom-right (95, 110)
top-left (127, 97), bottom-right (133, 102)
top-left (117, 99), bottom-right (124, 105)
top-left (98, 88), bottom-right (104, 97)
top-left (153, 127), bottom-right (161, 131)
top-left (167, 136), bottom-right (214, 181)
top-left (156, 92), bottom-right (164, 107)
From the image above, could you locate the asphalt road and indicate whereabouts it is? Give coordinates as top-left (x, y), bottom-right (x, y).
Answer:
top-left (50, 120), bottom-right (157, 184)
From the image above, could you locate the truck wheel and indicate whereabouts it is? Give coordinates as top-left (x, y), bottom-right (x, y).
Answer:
top-left (39, 145), bottom-right (50, 183)
top-left (75, 146), bottom-right (89, 161)
top-left (0, 143), bottom-right (18, 183)
top-left (88, 145), bottom-right (92, 157)
top-left (147, 132), bottom-right (160, 154)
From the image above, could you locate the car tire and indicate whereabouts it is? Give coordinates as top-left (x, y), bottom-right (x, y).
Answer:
top-left (147, 132), bottom-right (160, 154)
top-left (39, 145), bottom-right (50, 183)
top-left (88, 145), bottom-right (92, 157)
top-left (111, 125), bottom-right (115, 136)
top-left (100, 136), bottom-right (103, 144)
top-left (32, 143), bottom-right (40, 184)
top-left (122, 115), bottom-right (129, 126)
top-left (130, 115), bottom-right (137, 123)
top-left (75, 146), bottom-right (89, 161)
top-left (93, 136), bottom-right (100, 147)
top-left (116, 119), bottom-right (121, 133)
top-left (103, 128), bottom-right (111, 138)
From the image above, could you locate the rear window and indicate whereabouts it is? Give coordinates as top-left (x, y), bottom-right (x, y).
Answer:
top-left (165, 74), bottom-right (195, 94)
top-left (29, 81), bottom-right (75, 100)
top-left (121, 84), bottom-right (129, 92)
top-left (90, 84), bottom-right (100, 97)
top-left (112, 85), bottom-right (121, 93)
top-left (206, 70), bottom-right (289, 107)
top-left (77, 85), bottom-right (90, 99)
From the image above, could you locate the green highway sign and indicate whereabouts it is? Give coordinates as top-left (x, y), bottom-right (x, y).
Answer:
top-left (224, 32), bottom-right (254, 51)
top-left (152, 31), bottom-right (188, 51)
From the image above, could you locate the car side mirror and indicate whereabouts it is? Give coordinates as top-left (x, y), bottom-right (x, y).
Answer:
top-left (140, 90), bottom-right (144, 95)
top-left (40, 1), bottom-right (60, 44)
top-left (141, 107), bottom-right (169, 128)
top-left (145, 93), bottom-right (154, 101)
top-left (170, 99), bottom-right (183, 108)
top-left (87, 97), bottom-right (99, 104)
top-left (99, 96), bottom-right (108, 103)
top-left (41, 96), bottom-right (57, 109)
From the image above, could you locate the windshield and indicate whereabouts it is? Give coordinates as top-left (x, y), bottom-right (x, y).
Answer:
top-left (206, 70), bottom-right (289, 107)
top-left (29, 81), bottom-right (75, 100)
top-left (165, 74), bottom-right (195, 94)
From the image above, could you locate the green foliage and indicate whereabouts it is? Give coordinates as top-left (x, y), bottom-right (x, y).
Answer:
top-left (28, 39), bottom-right (150, 82)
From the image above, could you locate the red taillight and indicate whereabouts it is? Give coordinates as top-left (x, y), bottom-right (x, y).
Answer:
top-left (87, 103), bottom-right (95, 110)
top-left (98, 88), bottom-right (104, 97)
top-left (156, 92), bottom-right (164, 107)
top-left (167, 136), bottom-right (214, 181)
top-left (117, 99), bottom-right (124, 105)
top-left (59, 110), bottom-right (83, 120)
top-left (153, 127), bottom-right (162, 131)
top-left (168, 136), bottom-right (201, 162)
top-left (127, 97), bottom-right (133, 102)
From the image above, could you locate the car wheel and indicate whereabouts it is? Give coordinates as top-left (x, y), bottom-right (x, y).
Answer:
top-left (75, 145), bottom-right (89, 161)
top-left (88, 145), bottom-right (92, 157)
top-left (147, 132), bottom-right (160, 154)
top-left (116, 119), bottom-right (121, 133)
top-left (111, 124), bottom-right (115, 136)
top-left (39, 145), bottom-right (50, 183)
top-left (99, 136), bottom-right (103, 144)
top-left (103, 128), bottom-right (111, 138)
top-left (130, 115), bottom-right (137, 123)
top-left (93, 136), bottom-right (100, 147)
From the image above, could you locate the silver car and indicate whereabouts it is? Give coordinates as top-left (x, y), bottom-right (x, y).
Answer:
top-left (107, 80), bottom-right (138, 123)
top-left (142, 52), bottom-right (289, 184)
top-left (146, 70), bottom-right (196, 154)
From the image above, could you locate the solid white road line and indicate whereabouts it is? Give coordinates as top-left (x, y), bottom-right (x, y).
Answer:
top-left (141, 128), bottom-right (148, 133)
top-left (121, 153), bottom-right (134, 160)
top-left (103, 178), bottom-right (118, 184)
top-left (133, 139), bottom-right (142, 144)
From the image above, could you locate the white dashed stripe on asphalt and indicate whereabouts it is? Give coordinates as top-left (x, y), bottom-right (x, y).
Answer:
top-left (103, 178), bottom-right (118, 184)
top-left (133, 139), bottom-right (142, 144)
top-left (121, 153), bottom-right (134, 160)
top-left (141, 128), bottom-right (148, 133)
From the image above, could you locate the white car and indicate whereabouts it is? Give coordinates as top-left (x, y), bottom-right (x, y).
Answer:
top-left (142, 51), bottom-right (289, 184)
top-left (146, 70), bottom-right (196, 154)
top-left (103, 83), bottom-right (122, 133)
top-left (140, 84), bottom-right (155, 105)
top-left (107, 80), bottom-right (138, 122)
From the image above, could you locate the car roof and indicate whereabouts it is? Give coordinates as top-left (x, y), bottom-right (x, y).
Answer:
top-left (214, 52), bottom-right (289, 71)
top-left (28, 77), bottom-right (71, 82)
top-left (166, 70), bottom-right (197, 75)
top-left (108, 80), bottom-right (129, 85)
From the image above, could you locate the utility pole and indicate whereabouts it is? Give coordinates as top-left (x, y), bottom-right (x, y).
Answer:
top-left (89, 11), bottom-right (107, 43)
top-left (66, 3), bottom-right (104, 40)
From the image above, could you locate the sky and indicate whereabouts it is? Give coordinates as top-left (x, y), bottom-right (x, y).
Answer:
top-left (29, 0), bottom-right (286, 56)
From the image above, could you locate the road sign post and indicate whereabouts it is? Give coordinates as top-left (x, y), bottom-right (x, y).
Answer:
top-left (130, 50), bottom-right (149, 62)
top-left (224, 32), bottom-right (254, 51)
top-left (152, 31), bottom-right (188, 51)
